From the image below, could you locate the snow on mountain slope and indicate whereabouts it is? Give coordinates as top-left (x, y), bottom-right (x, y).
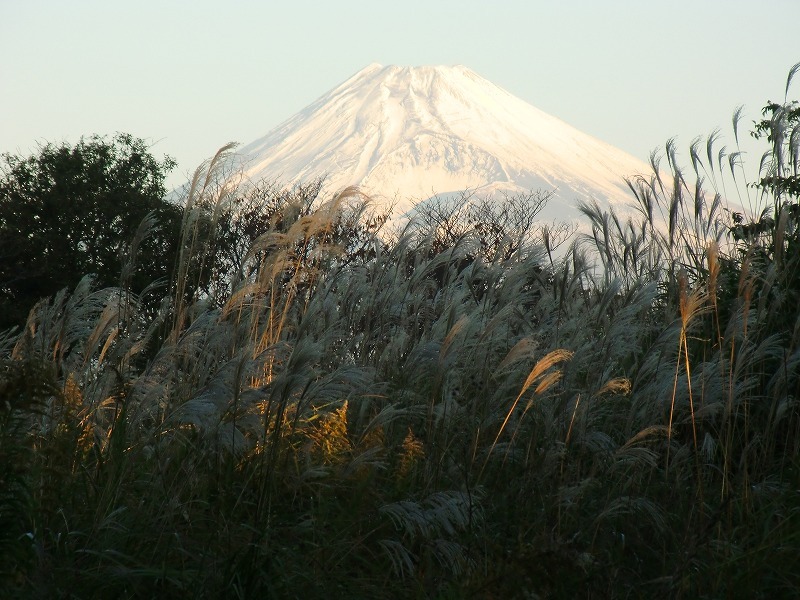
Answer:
top-left (236, 63), bottom-right (653, 224)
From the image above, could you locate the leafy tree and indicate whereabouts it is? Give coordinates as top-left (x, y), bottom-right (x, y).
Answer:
top-left (0, 133), bottom-right (181, 330)
top-left (723, 63), bottom-right (800, 340)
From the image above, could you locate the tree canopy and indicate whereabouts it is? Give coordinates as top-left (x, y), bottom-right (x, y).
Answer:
top-left (0, 133), bottom-right (181, 330)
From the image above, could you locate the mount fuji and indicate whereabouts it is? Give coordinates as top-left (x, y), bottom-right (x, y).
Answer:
top-left (235, 63), bottom-right (652, 224)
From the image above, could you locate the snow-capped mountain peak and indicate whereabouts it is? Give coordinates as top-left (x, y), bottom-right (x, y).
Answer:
top-left (237, 63), bottom-right (651, 222)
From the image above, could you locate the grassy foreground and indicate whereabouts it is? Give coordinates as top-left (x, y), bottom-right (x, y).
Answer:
top-left (3, 104), bottom-right (800, 597)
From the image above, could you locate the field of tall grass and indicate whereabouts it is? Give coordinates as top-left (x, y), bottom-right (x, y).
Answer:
top-left (2, 74), bottom-right (800, 598)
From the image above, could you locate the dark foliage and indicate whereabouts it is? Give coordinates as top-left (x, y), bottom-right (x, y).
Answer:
top-left (0, 134), bottom-right (180, 331)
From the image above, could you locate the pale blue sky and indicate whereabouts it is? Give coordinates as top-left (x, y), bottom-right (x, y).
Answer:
top-left (2, 1), bottom-right (798, 187)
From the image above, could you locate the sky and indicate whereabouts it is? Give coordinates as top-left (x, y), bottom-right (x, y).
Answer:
top-left (2, 1), bottom-right (799, 189)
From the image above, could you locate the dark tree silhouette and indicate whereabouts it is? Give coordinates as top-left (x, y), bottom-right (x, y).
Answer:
top-left (0, 133), bottom-right (181, 330)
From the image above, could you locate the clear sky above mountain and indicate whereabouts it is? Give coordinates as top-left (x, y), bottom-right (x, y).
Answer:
top-left (2, 1), bottom-right (798, 188)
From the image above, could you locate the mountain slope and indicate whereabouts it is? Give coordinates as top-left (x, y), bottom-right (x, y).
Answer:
top-left (237, 63), bottom-right (651, 222)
